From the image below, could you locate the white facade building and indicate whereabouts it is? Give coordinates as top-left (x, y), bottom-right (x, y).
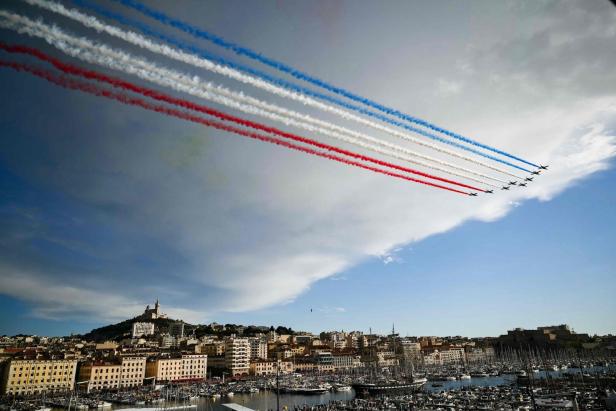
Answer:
top-left (248, 337), bottom-right (268, 360)
top-left (132, 322), bottom-right (155, 338)
top-left (225, 338), bottom-right (250, 376)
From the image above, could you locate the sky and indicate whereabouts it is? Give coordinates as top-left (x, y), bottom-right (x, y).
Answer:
top-left (0, 0), bottom-right (615, 337)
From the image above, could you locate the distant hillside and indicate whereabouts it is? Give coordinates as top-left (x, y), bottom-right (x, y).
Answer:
top-left (82, 318), bottom-right (295, 342)
top-left (82, 317), bottom-right (184, 342)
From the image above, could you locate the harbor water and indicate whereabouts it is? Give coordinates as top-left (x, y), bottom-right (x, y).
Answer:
top-left (56, 365), bottom-right (616, 411)
top-left (193, 390), bottom-right (355, 411)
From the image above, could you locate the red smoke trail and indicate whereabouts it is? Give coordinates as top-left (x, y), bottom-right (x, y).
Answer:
top-left (0, 43), bottom-right (485, 193)
top-left (0, 59), bottom-right (471, 195)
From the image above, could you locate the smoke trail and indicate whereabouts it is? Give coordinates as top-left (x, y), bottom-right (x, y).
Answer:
top-left (0, 11), bottom-right (514, 184)
top-left (21, 0), bottom-right (531, 175)
top-left (71, 0), bottom-right (534, 174)
top-left (109, 0), bottom-right (540, 169)
top-left (0, 59), bottom-right (472, 195)
top-left (0, 44), bottom-right (487, 192)
top-left (0, 45), bottom-right (501, 190)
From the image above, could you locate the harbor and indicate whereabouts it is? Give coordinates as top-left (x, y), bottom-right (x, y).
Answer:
top-left (3, 362), bottom-right (615, 411)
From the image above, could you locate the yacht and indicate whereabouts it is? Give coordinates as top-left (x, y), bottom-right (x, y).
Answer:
top-left (353, 376), bottom-right (426, 396)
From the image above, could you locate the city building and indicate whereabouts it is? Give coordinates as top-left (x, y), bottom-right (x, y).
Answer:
top-left (465, 347), bottom-right (496, 364)
top-left (159, 335), bottom-right (176, 349)
top-left (332, 353), bottom-right (362, 370)
top-left (314, 351), bottom-right (334, 373)
top-left (345, 332), bottom-right (362, 350)
top-left (78, 362), bottom-right (121, 392)
top-left (197, 342), bottom-right (225, 356)
top-left (248, 337), bottom-right (268, 360)
top-left (225, 338), bottom-right (250, 376)
top-left (95, 341), bottom-right (119, 351)
top-left (132, 322), bottom-right (155, 338)
top-left (497, 324), bottom-right (590, 348)
top-left (1, 358), bottom-right (78, 395)
top-left (439, 347), bottom-right (465, 364)
top-left (145, 354), bottom-right (207, 382)
top-left (376, 351), bottom-right (399, 368)
top-left (293, 334), bottom-right (314, 345)
top-left (422, 347), bottom-right (465, 365)
top-left (120, 356), bottom-right (147, 388)
top-left (168, 322), bottom-right (185, 338)
top-left (398, 340), bottom-right (421, 356)
top-left (249, 359), bottom-right (293, 376)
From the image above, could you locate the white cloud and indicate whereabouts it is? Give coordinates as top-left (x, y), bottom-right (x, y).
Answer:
top-left (0, 0), bottom-right (615, 326)
top-left (0, 264), bottom-right (204, 324)
top-left (436, 78), bottom-right (463, 97)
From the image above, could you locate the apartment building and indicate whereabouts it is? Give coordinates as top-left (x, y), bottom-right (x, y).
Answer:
top-left (132, 322), bottom-right (155, 338)
top-left (196, 341), bottom-right (225, 356)
top-left (249, 359), bottom-right (293, 376)
top-left (145, 354), bottom-right (207, 382)
top-left (332, 353), bottom-right (362, 370)
top-left (120, 356), bottom-right (146, 387)
top-left (1, 358), bottom-right (78, 395)
top-left (225, 338), bottom-right (250, 376)
top-left (248, 338), bottom-right (268, 360)
top-left (439, 347), bottom-right (465, 364)
top-left (78, 362), bottom-right (121, 391)
top-left (398, 340), bottom-right (422, 360)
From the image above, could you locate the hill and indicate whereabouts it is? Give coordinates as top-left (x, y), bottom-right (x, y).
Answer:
top-left (82, 317), bottom-right (184, 342)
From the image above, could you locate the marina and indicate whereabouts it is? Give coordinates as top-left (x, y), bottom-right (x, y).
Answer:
top-left (3, 362), bottom-right (615, 411)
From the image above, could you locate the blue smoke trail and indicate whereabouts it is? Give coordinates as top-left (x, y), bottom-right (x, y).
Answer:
top-left (106, 0), bottom-right (539, 170)
top-left (73, 0), bottom-right (532, 173)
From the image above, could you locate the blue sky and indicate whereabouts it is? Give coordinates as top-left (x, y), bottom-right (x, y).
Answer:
top-left (2, 164), bottom-right (615, 337)
top-left (0, 0), bottom-right (615, 337)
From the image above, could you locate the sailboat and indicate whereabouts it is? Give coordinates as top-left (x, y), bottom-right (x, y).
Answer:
top-left (352, 331), bottom-right (426, 396)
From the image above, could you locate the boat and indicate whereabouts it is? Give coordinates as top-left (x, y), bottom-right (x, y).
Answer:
top-left (534, 397), bottom-right (574, 408)
top-left (458, 374), bottom-right (471, 380)
top-left (470, 372), bottom-right (489, 378)
top-left (352, 377), bottom-right (426, 396)
top-left (333, 385), bottom-right (352, 392)
top-left (280, 386), bottom-right (328, 395)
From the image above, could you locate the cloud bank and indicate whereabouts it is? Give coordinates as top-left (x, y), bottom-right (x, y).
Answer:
top-left (0, 0), bottom-right (615, 325)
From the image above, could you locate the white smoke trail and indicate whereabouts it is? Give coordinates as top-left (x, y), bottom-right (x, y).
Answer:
top-left (0, 13), bottom-right (508, 187)
top-left (19, 0), bottom-right (522, 180)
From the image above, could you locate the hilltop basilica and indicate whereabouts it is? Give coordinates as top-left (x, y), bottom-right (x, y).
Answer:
top-left (139, 299), bottom-right (167, 320)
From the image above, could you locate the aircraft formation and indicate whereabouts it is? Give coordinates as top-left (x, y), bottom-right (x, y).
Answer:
top-left (0, 0), bottom-right (547, 197)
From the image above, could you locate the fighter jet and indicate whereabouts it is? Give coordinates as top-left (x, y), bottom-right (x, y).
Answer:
top-left (525, 177), bottom-right (534, 182)
top-left (469, 192), bottom-right (478, 197)
top-left (485, 190), bottom-right (494, 194)
top-left (519, 183), bottom-right (527, 187)
top-left (509, 181), bottom-right (518, 185)
top-left (501, 186), bottom-right (510, 190)
top-left (531, 170), bottom-right (541, 175)
top-left (539, 165), bottom-right (549, 170)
